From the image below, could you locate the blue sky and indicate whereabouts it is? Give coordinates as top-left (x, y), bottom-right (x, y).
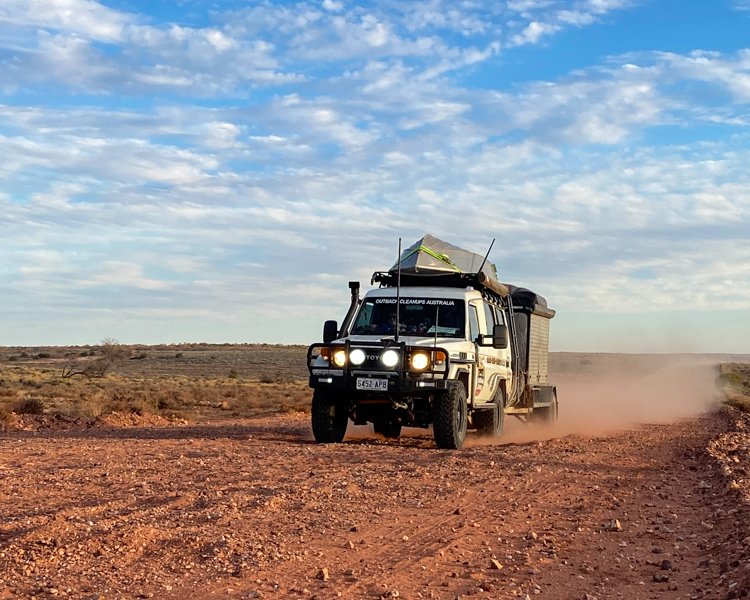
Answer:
top-left (1, 0), bottom-right (750, 352)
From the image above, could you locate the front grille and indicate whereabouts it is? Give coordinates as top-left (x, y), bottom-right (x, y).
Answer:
top-left (349, 348), bottom-right (398, 371)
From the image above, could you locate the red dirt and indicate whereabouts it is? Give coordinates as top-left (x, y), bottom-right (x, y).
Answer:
top-left (2, 408), bottom-right (750, 600)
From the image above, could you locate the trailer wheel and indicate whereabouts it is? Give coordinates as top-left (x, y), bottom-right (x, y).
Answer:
top-left (373, 421), bottom-right (402, 439)
top-left (311, 389), bottom-right (348, 443)
top-left (474, 388), bottom-right (505, 438)
top-left (433, 381), bottom-right (468, 450)
top-left (531, 390), bottom-right (558, 425)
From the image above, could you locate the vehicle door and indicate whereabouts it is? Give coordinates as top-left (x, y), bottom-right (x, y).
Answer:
top-left (492, 305), bottom-right (513, 398)
top-left (466, 301), bottom-right (481, 404)
top-left (476, 300), bottom-right (504, 403)
top-left (468, 299), bottom-right (494, 403)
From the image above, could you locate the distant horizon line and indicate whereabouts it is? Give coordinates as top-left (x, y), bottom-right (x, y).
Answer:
top-left (1, 344), bottom-right (750, 358)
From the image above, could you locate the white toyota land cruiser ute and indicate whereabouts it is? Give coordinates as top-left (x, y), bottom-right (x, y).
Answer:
top-left (306, 235), bottom-right (557, 450)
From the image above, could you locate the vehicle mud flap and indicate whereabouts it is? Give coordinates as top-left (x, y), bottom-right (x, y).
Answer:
top-left (311, 389), bottom-right (348, 443)
top-left (433, 381), bottom-right (468, 450)
top-left (530, 388), bottom-right (558, 425)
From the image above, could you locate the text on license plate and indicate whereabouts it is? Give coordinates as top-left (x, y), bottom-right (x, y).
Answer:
top-left (356, 378), bottom-right (389, 391)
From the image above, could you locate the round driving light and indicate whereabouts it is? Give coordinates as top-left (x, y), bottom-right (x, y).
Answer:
top-left (411, 352), bottom-right (430, 370)
top-left (349, 348), bottom-right (366, 366)
top-left (332, 350), bottom-right (347, 367)
top-left (381, 349), bottom-right (399, 368)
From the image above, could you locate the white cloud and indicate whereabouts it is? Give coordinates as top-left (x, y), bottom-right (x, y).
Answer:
top-left (0, 2), bottom-right (303, 95)
top-left (323, 0), bottom-right (344, 11)
top-left (504, 0), bottom-right (636, 47)
top-left (86, 262), bottom-right (171, 291)
top-left (655, 50), bottom-right (750, 102)
top-left (0, 0), bottom-right (641, 96)
top-left (487, 66), bottom-right (664, 143)
top-left (201, 122), bottom-right (242, 150)
top-left (0, 0), bottom-right (128, 41)
top-left (3, 94), bottom-right (750, 327)
top-left (508, 21), bottom-right (560, 46)
top-left (269, 95), bottom-right (381, 149)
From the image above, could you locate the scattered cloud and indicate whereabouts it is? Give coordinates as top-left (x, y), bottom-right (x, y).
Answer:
top-left (0, 0), bottom-right (129, 42)
top-left (1, 0), bottom-right (750, 347)
top-left (508, 21), bottom-right (561, 46)
top-left (0, 0), bottom-right (639, 95)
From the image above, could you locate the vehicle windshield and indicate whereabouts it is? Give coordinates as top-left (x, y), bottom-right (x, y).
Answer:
top-left (351, 298), bottom-right (466, 338)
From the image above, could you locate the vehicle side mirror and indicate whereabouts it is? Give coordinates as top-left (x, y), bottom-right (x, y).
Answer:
top-left (323, 320), bottom-right (338, 344)
top-left (492, 324), bottom-right (508, 349)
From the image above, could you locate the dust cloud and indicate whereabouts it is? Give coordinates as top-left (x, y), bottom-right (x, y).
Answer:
top-left (344, 354), bottom-right (729, 446)
top-left (497, 354), bottom-right (723, 445)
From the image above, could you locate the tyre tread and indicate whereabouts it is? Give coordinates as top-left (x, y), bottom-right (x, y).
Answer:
top-left (311, 389), bottom-right (348, 443)
top-left (433, 382), bottom-right (467, 449)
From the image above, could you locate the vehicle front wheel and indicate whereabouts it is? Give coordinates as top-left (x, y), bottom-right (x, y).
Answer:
top-left (373, 421), bottom-right (402, 439)
top-left (433, 381), bottom-right (468, 449)
top-left (311, 389), bottom-right (348, 443)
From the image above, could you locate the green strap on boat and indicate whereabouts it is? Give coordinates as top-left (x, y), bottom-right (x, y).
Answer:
top-left (399, 245), bottom-right (462, 272)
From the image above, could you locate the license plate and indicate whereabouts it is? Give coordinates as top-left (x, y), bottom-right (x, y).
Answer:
top-left (356, 378), bottom-right (388, 391)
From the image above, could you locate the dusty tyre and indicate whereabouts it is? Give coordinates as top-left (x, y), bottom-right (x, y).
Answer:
top-left (373, 421), bottom-right (402, 439)
top-left (531, 390), bottom-right (558, 425)
top-left (311, 389), bottom-right (348, 443)
top-left (433, 381), bottom-right (468, 449)
top-left (474, 388), bottom-right (505, 438)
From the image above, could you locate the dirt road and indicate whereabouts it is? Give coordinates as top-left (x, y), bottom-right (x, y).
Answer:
top-left (2, 407), bottom-right (750, 600)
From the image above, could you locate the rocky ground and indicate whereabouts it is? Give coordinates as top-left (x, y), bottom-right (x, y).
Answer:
top-left (1, 406), bottom-right (750, 600)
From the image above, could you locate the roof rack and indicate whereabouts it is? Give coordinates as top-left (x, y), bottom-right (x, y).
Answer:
top-left (371, 270), bottom-right (509, 299)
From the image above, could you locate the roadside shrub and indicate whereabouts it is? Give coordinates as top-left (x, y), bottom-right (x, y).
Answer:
top-left (228, 369), bottom-right (238, 379)
top-left (0, 384), bottom-right (15, 397)
top-left (73, 396), bottom-right (105, 418)
top-left (717, 372), bottom-right (745, 390)
top-left (719, 368), bottom-right (750, 413)
top-left (0, 401), bottom-right (13, 422)
top-left (63, 339), bottom-right (129, 378)
top-left (725, 393), bottom-right (750, 413)
top-left (14, 397), bottom-right (45, 415)
top-left (279, 402), bottom-right (309, 414)
top-left (131, 393), bottom-right (160, 416)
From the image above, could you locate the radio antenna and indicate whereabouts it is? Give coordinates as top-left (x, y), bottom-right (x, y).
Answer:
top-left (395, 237), bottom-right (402, 343)
top-left (477, 238), bottom-right (496, 277)
top-left (433, 305), bottom-right (439, 350)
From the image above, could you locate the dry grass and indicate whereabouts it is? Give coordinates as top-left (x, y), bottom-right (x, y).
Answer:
top-left (1, 343), bottom-right (309, 380)
top-left (717, 363), bottom-right (750, 413)
top-left (0, 344), bottom-right (313, 424)
top-left (0, 364), bottom-right (311, 423)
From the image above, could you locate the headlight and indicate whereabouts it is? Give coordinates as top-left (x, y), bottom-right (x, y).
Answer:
top-left (349, 348), bottom-right (366, 366)
top-left (411, 352), bottom-right (429, 370)
top-left (332, 350), bottom-right (347, 367)
top-left (381, 349), bottom-right (399, 368)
